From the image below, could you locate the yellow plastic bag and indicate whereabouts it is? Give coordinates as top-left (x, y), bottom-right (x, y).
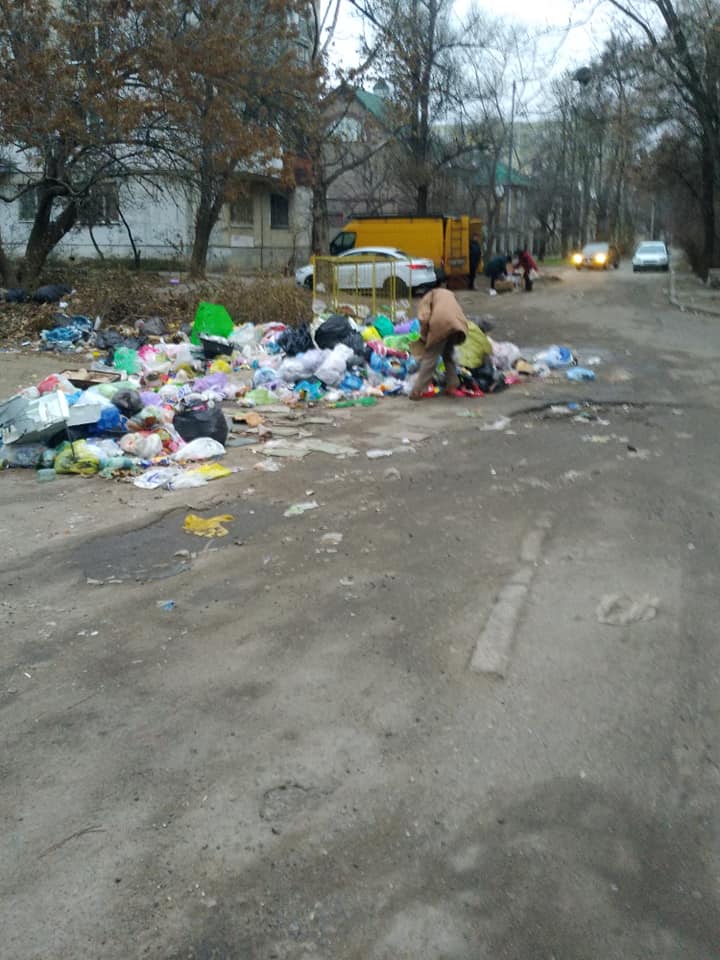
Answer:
top-left (53, 440), bottom-right (101, 476)
top-left (186, 463), bottom-right (232, 482)
top-left (361, 325), bottom-right (380, 342)
top-left (183, 513), bottom-right (235, 538)
top-left (209, 358), bottom-right (232, 374)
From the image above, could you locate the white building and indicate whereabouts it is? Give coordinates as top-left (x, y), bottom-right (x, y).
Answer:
top-left (0, 166), bottom-right (313, 273)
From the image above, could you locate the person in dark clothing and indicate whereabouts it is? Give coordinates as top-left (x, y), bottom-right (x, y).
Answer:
top-left (514, 247), bottom-right (539, 291)
top-left (484, 254), bottom-right (513, 290)
top-left (468, 234), bottom-right (482, 290)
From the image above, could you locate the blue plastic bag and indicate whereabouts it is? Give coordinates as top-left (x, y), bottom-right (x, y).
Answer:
top-left (566, 367), bottom-right (596, 382)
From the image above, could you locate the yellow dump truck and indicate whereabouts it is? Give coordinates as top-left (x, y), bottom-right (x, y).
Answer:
top-left (329, 215), bottom-right (483, 284)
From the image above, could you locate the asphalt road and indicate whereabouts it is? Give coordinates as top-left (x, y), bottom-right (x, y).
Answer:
top-left (2, 263), bottom-right (719, 959)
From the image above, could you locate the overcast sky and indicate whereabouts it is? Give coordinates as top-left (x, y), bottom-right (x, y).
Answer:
top-left (324, 0), bottom-right (616, 86)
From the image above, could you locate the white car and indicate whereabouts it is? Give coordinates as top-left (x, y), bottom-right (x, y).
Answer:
top-left (632, 241), bottom-right (669, 272)
top-left (295, 246), bottom-right (437, 297)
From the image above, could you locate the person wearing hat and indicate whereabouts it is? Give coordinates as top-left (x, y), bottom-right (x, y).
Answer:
top-left (410, 287), bottom-right (468, 400)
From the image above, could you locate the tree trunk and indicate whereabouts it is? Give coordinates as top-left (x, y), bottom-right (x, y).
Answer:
top-left (699, 131), bottom-right (716, 278)
top-left (416, 183), bottom-right (429, 216)
top-left (0, 229), bottom-right (16, 286)
top-left (311, 181), bottom-right (330, 254)
top-left (21, 186), bottom-right (77, 286)
top-left (190, 206), bottom-right (213, 279)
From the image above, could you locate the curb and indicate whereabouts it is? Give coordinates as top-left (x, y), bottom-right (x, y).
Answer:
top-left (669, 266), bottom-right (720, 318)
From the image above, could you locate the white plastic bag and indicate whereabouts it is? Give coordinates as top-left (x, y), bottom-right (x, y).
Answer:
top-left (315, 344), bottom-right (354, 386)
top-left (170, 437), bottom-right (226, 461)
top-left (119, 432), bottom-right (164, 459)
top-left (489, 338), bottom-right (521, 371)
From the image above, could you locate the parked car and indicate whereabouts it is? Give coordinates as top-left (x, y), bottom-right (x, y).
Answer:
top-left (632, 240), bottom-right (669, 272)
top-left (572, 241), bottom-right (621, 270)
top-left (295, 246), bottom-right (437, 297)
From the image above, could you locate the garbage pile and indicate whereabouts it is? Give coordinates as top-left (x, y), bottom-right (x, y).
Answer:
top-left (1, 298), bottom-right (587, 489)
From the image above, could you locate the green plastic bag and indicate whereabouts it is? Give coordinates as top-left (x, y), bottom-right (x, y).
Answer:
top-left (373, 315), bottom-right (394, 338)
top-left (113, 346), bottom-right (141, 374)
top-left (244, 387), bottom-right (274, 406)
top-left (383, 333), bottom-right (419, 351)
top-left (191, 301), bottom-right (234, 345)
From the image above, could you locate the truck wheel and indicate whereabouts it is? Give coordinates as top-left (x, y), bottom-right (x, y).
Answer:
top-left (383, 277), bottom-right (408, 297)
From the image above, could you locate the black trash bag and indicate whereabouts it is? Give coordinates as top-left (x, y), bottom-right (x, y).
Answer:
top-left (136, 316), bottom-right (167, 337)
top-left (111, 388), bottom-right (144, 417)
top-left (314, 315), bottom-right (365, 357)
top-left (4, 288), bottom-right (29, 303)
top-left (276, 322), bottom-right (314, 356)
top-left (32, 283), bottom-right (72, 304)
top-left (174, 403), bottom-right (228, 445)
top-left (94, 329), bottom-right (125, 350)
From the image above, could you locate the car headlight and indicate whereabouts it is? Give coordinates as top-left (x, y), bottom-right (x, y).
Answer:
top-left (572, 253), bottom-right (582, 264)
top-left (594, 253), bottom-right (607, 264)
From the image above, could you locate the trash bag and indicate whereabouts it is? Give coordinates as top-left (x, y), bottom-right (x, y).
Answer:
top-left (32, 283), bottom-right (72, 304)
top-left (4, 288), bottom-right (29, 303)
top-left (95, 329), bottom-right (128, 351)
top-left (111, 389), bottom-right (143, 417)
top-left (171, 437), bottom-right (226, 461)
top-left (113, 346), bottom-right (141, 374)
top-left (173, 403), bottom-right (228, 445)
top-left (190, 302), bottom-right (234, 345)
top-left (533, 345), bottom-right (574, 369)
top-left (372, 315), bottom-right (394, 338)
top-left (276, 323), bottom-right (314, 356)
top-left (127, 406), bottom-right (171, 431)
top-left (119, 431), bottom-right (164, 458)
top-left (53, 439), bottom-right (101, 475)
top-left (136, 316), bottom-right (167, 336)
top-left (315, 343), bottom-right (354, 385)
top-left (314, 315), bottom-right (364, 356)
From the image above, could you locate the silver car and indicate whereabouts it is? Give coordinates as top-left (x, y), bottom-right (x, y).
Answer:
top-left (632, 241), bottom-right (669, 272)
top-left (295, 246), bottom-right (437, 297)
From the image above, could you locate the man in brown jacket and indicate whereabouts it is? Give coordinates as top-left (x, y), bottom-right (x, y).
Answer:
top-left (410, 287), bottom-right (469, 400)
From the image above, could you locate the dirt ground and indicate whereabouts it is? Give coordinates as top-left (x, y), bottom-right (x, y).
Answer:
top-left (2, 265), bottom-right (720, 959)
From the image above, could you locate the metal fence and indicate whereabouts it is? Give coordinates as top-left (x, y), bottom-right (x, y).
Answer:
top-left (311, 255), bottom-right (409, 320)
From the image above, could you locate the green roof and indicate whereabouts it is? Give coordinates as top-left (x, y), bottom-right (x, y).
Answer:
top-left (493, 162), bottom-right (532, 188)
top-left (354, 89), bottom-right (388, 123)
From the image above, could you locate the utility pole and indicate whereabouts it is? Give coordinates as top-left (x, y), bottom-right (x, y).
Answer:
top-left (504, 80), bottom-right (516, 252)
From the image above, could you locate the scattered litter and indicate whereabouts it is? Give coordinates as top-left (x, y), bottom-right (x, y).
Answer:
top-left (254, 460), bottom-right (280, 472)
top-left (566, 367), bottom-right (596, 382)
top-left (283, 501), bottom-right (319, 517)
top-left (183, 514), bottom-right (235, 538)
top-left (320, 532), bottom-right (343, 545)
top-left (582, 435), bottom-right (610, 444)
top-left (366, 449), bottom-right (394, 459)
top-left (157, 600), bottom-right (176, 611)
top-left (481, 416), bottom-right (512, 431)
top-left (596, 593), bottom-right (659, 626)
top-left (298, 439), bottom-right (358, 457)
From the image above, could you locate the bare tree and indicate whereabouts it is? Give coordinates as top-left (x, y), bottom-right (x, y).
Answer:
top-left (0, 0), bottom-right (155, 284)
top-left (605, 0), bottom-right (720, 273)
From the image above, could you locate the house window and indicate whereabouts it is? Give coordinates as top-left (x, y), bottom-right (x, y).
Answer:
top-left (18, 185), bottom-right (38, 222)
top-left (77, 184), bottom-right (120, 226)
top-left (230, 195), bottom-right (254, 226)
top-left (270, 193), bottom-right (289, 229)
